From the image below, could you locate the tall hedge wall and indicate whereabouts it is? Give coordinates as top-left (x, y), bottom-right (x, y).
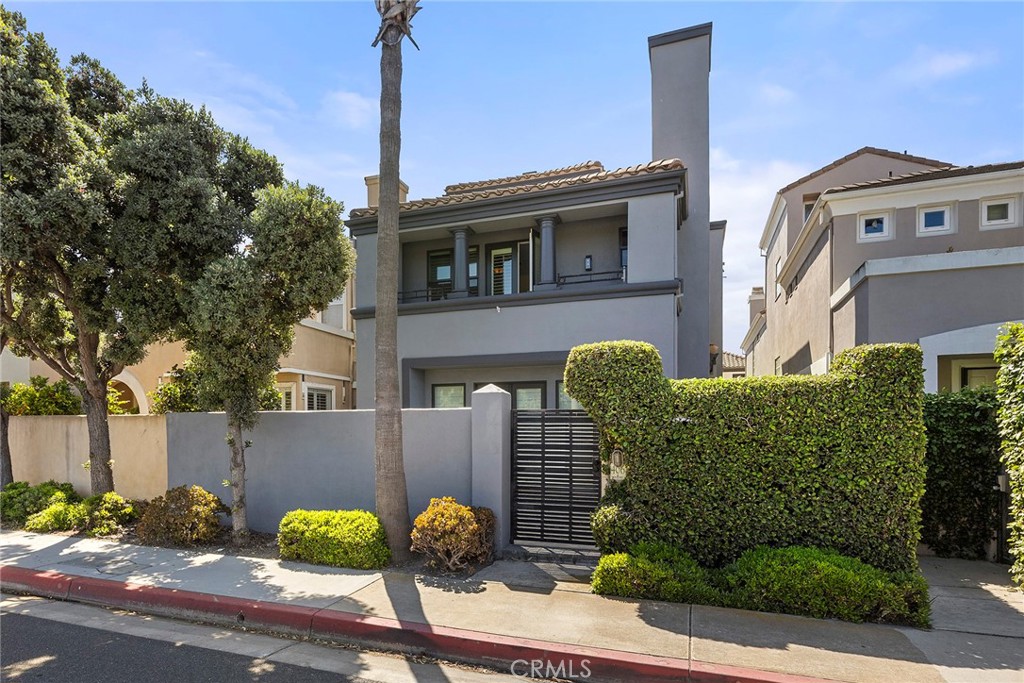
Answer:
top-left (921, 388), bottom-right (1001, 559)
top-left (564, 341), bottom-right (926, 572)
top-left (995, 323), bottom-right (1024, 587)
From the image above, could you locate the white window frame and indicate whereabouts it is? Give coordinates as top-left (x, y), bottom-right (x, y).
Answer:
top-left (980, 195), bottom-right (1020, 230)
top-left (774, 257), bottom-right (782, 300)
top-left (856, 210), bottom-right (893, 243)
top-left (304, 382), bottom-right (335, 411)
top-left (916, 203), bottom-right (956, 237)
top-left (275, 382), bottom-right (297, 411)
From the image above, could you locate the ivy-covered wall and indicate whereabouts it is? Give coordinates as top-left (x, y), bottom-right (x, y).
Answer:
top-left (995, 323), bottom-right (1024, 587)
top-left (565, 341), bottom-right (926, 572)
top-left (921, 388), bottom-right (1001, 559)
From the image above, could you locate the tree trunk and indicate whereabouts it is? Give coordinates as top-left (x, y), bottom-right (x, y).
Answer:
top-left (82, 387), bottom-right (114, 494)
top-left (375, 22), bottom-right (412, 563)
top-left (0, 403), bottom-right (12, 488)
top-left (227, 420), bottom-right (249, 543)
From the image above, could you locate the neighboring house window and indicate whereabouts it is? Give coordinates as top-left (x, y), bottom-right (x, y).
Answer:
top-left (774, 257), bottom-right (782, 300)
top-left (774, 356), bottom-right (781, 376)
top-left (917, 204), bottom-right (955, 236)
top-left (803, 203), bottom-right (814, 223)
top-left (432, 384), bottom-right (466, 408)
top-left (981, 196), bottom-right (1019, 229)
top-left (556, 381), bottom-right (583, 410)
top-left (281, 390), bottom-right (292, 411)
top-left (857, 211), bottom-right (892, 242)
top-left (306, 387), bottom-right (333, 411)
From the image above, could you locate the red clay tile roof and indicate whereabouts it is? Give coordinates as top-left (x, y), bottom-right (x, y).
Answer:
top-left (444, 161), bottom-right (606, 195)
top-left (823, 160), bottom-right (1024, 194)
top-left (777, 147), bottom-right (951, 195)
top-left (721, 351), bottom-right (745, 370)
top-left (349, 159), bottom-right (686, 218)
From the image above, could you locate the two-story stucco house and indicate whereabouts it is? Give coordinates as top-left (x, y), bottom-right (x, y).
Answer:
top-left (743, 148), bottom-right (1024, 392)
top-left (348, 24), bottom-right (725, 409)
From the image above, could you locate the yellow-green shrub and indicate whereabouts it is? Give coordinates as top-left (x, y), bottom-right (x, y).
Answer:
top-left (566, 341), bottom-right (926, 572)
top-left (995, 323), bottom-right (1024, 587)
top-left (410, 497), bottom-right (494, 572)
top-left (85, 492), bottom-right (140, 537)
top-left (25, 500), bottom-right (88, 532)
top-left (1, 481), bottom-right (80, 525)
top-left (278, 509), bottom-right (390, 569)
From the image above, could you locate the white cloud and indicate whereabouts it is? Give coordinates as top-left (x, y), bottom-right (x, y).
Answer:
top-left (758, 83), bottom-right (796, 105)
top-left (890, 47), bottom-right (996, 85)
top-left (709, 148), bottom-right (811, 353)
top-left (320, 90), bottom-right (377, 129)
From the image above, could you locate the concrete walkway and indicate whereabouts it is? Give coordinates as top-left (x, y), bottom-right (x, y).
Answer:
top-left (1, 530), bottom-right (1021, 683)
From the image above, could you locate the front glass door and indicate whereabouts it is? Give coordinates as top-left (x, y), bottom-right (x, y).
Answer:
top-left (491, 247), bottom-right (514, 295)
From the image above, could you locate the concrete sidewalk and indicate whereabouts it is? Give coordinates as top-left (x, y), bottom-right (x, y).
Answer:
top-left (1, 530), bottom-right (1021, 683)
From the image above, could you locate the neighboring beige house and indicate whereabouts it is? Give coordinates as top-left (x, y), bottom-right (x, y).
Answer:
top-left (721, 351), bottom-right (746, 378)
top-left (0, 282), bottom-right (357, 412)
top-left (743, 147), bottom-right (1024, 392)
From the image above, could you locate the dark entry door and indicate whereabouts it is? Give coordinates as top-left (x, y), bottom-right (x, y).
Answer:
top-left (511, 410), bottom-right (601, 546)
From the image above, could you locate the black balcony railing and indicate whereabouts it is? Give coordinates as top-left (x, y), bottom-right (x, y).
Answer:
top-left (557, 269), bottom-right (626, 286)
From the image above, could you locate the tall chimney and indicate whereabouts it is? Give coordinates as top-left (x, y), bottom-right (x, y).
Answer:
top-left (649, 23), bottom-right (712, 378)
top-left (364, 175), bottom-right (409, 208)
top-left (748, 286), bottom-right (765, 324)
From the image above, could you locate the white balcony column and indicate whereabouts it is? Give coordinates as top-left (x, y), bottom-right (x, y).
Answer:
top-left (535, 214), bottom-right (560, 290)
top-left (449, 226), bottom-right (473, 298)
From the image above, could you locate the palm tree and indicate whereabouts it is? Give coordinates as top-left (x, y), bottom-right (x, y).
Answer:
top-left (371, 0), bottom-right (420, 563)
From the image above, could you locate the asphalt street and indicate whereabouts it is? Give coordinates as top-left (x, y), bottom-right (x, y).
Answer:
top-left (0, 595), bottom-right (520, 683)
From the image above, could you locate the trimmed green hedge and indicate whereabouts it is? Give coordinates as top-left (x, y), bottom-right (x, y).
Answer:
top-left (278, 509), bottom-right (391, 570)
top-left (565, 341), bottom-right (926, 572)
top-left (995, 323), bottom-right (1024, 587)
top-left (921, 388), bottom-right (1001, 558)
top-left (592, 544), bottom-right (929, 627)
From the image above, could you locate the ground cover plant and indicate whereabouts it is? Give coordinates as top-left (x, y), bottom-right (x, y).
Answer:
top-left (591, 543), bottom-right (930, 627)
top-left (566, 341), bottom-right (927, 572)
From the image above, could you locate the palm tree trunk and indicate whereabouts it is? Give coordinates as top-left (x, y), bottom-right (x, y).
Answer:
top-left (227, 419), bottom-right (249, 542)
top-left (375, 21), bottom-right (412, 563)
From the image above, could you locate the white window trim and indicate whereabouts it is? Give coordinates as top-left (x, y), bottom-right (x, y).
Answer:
top-left (916, 203), bottom-right (956, 237)
top-left (856, 210), bottom-right (892, 243)
top-left (303, 382), bottom-right (335, 411)
top-left (774, 257), bottom-right (782, 300)
top-left (980, 194), bottom-right (1021, 230)
top-left (275, 382), bottom-right (298, 411)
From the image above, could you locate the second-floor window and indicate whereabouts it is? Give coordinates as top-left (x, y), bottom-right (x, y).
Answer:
top-left (487, 241), bottom-right (531, 296)
top-left (619, 227), bottom-right (628, 279)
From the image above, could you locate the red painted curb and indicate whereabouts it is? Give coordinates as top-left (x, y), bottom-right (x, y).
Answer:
top-left (1, 565), bottom-right (838, 683)
top-left (0, 565), bottom-right (73, 600)
top-left (312, 608), bottom-right (688, 681)
top-left (69, 576), bottom-right (318, 635)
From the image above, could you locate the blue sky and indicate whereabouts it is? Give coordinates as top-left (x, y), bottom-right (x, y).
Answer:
top-left (13, 1), bottom-right (1024, 352)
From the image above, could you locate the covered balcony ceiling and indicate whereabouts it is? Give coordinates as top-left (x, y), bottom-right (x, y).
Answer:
top-left (397, 200), bottom-right (628, 243)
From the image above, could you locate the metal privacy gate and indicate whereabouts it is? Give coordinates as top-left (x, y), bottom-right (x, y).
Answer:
top-left (511, 410), bottom-right (601, 546)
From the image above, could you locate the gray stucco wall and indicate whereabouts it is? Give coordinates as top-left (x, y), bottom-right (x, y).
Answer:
top-left (862, 265), bottom-right (1024, 344)
top-left (166, 409), bottom-right (472, 533)
top-left (832, 201), bottom-right (1024, 289)
top-left (357, 292), bottom-right (677, 404)
top-left (650, 29), bottom-right (711, 379)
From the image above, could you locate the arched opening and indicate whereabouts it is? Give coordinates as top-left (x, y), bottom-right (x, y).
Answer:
top-left (110, 370), bottom-right (149, 415)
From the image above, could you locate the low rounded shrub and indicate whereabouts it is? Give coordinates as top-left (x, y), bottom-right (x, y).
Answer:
top-left (723, 546), bottom-right (930, 627)
top-left (591, 504), bottom-right (638, 554)
top-left (592, 542), bottom-right (722, 605)
top-left (136, 485), bottom-right (228, 546)
top-left (278, 509), bottom-right (390, 569)
top-left (410, 497), bottom-right (494, 572)
top-left (2, 480), bottom-right (81, 526)
top-left (25, 500), bottom-right (89, 533)
top-left (85, 492), bottom-right (140, 537)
